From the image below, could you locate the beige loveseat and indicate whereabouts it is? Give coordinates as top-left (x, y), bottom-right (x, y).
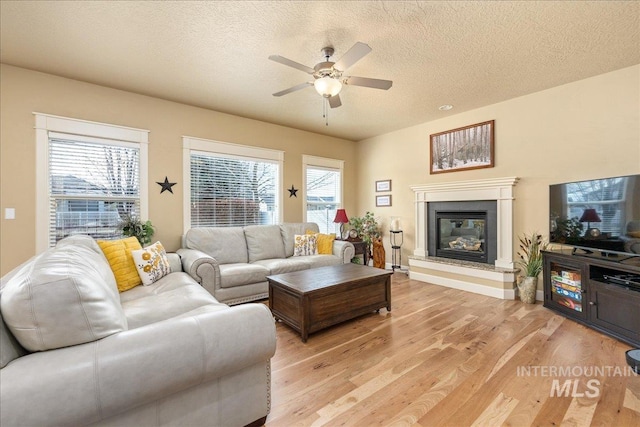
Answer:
top-left (0, 235), bottom-right (276, 427)
top-left (178, 222), bottom-right (355, 305)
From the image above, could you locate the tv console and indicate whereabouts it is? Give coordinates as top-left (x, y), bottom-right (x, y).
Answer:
top-left (542, 249), bottom-right (640, 347)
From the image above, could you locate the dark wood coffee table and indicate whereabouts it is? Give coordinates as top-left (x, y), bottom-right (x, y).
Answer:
top-left (267, 263), bottom-right (392, 342)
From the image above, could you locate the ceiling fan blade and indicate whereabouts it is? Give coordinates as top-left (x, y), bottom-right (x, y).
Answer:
top-left (328, 94), bottom-right (342, 109)
top-left (272, 82), bottom-right (313, 97)
top-left (344, 76), bottom-right (393, 90)
top-left (268, 55), bottom-right (315, 74)
top-left (333, 42), bottom-right (372, 71)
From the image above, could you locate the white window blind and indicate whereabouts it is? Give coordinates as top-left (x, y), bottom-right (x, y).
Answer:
top-left (566, 177), bottom-right (628, 234)
top-left (48, 135), bottom-right (140, 246)
top-left (190, 151), bottom-right (280, 227)
top-left (304, 156), bottom-right (343, 234)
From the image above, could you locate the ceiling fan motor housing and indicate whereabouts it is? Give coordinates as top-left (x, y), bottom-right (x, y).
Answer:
top-left (313, 61), bottom-right (341, 80)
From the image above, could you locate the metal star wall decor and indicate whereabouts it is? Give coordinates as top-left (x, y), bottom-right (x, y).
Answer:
top-left (157, 176), bottom-right (177, 194)
top-left (288, 185), bottom-right (298, 198)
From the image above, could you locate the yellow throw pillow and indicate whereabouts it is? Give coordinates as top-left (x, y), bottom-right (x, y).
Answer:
top-left (306, 230), bottom-right (336, 255)
top-left (131, 241), bottom-right (172, 285)
top-left (97, 237), bottom-right (143, 292)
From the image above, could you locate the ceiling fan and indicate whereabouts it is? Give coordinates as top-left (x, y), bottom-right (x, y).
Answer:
top-left (269, 42), bottom-right (393, 109)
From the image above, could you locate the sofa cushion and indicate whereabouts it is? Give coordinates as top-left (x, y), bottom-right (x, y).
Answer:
top-left (281, 223), bottom-right (319, 257)
top-left (56, 234), bottom-right (118, 292)
top-left (219, 263), bottom-right (270, 289)
top-left (1, 244), bottom-right (127, 352)
top-left (244, 225), bottom-right (286, 262)
top-left (120, 272), bottom-right (227, 329)
top-left (297, 254), bottom-right (343, 268)
top-left (97, 237), bottom-right (143, 292)
top-left (185, 227), bottom-right (248, 264)
top-left (131, 241), bottom-right (171, 285)
top-left (56, 233), bottom-right (105, 255)
top-left (253, 258), bottom-right (310, 275)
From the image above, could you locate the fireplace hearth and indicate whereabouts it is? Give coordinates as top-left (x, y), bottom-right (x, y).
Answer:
top-left (428, 201), bottom-right (497, 264)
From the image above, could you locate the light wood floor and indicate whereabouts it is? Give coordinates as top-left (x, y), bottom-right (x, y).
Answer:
top-left (264, 273), bottom-right (639, 427)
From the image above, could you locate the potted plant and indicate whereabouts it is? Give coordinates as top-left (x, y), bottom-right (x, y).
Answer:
top-left (348, 211), bottom-right (381, 263)
top-left (516, 232), bottom-right (548, 304)
top-left (118, 213), bottom-right (155, 246)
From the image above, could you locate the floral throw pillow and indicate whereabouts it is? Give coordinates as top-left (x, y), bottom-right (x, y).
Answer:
top-left (131, 241), bottom-right (171, 285)
top-left (293, 234), bottom-right (318, 257)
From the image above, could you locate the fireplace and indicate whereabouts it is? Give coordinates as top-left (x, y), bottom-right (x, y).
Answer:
top-left (427, 201), bottom-right (497, 264)
top-left (409, 177), bottom-right (519, 300)
top-left (411, 177), bottom-right (518, 269)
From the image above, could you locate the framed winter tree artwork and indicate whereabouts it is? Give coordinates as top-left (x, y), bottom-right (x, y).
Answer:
top-left (429, 120), bottom-right (494, 174)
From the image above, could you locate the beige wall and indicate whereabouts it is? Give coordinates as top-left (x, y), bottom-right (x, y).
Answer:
top-left (2, 64), bottom-right (639, 276)
top-left (0, 64), bottom-right (358, 275)
top-left (356, 65), bottom-right (640, 268)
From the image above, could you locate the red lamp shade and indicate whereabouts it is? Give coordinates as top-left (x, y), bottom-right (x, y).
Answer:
top-left (579, 209), bottom-right (601, 223)
top-left (333, 209), bottom-right (349, 224)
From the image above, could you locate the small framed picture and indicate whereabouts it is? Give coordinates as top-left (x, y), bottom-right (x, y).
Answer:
top-left (375, 179), bottom-right (392, 192)
top-left (376, 195), bottom-right (392, 207)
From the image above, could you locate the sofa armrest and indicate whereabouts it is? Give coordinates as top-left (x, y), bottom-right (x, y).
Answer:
top-left (0, 304), bottom-right (276, 427)
top-left (177, 248), bottom-right (221, 294)
top-left (333, 240), bottom-right (355, 264)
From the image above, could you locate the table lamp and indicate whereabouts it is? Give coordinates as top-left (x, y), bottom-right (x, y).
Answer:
top-left (333, 209), bottom-right (349, 239)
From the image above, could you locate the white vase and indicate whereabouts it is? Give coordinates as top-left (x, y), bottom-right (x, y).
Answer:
top-left (518, 276), bottom-right (537, 304)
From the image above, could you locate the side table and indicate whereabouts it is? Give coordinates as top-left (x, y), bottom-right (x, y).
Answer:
top-left (350, 240), bottom-right (369, 266)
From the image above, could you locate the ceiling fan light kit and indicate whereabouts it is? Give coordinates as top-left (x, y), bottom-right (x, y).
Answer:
top-left (314, 77), bottom-right (342, 97)
top-left (270, 42), bottom-right (393, 124)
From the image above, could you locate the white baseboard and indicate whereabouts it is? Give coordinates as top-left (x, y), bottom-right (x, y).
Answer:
top-left (385, 262), bottom-right (409, 272)
top-left (409, 270), bottom-right (518, 300)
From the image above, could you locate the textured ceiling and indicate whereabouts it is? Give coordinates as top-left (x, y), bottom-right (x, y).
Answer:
top-left (1, 1), bottom-right (639, 141)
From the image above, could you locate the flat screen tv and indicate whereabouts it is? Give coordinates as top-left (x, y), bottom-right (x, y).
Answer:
top-left (549, 174), bottom-right (640, 258)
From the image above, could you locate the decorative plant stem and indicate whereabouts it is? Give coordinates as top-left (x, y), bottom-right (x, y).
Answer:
top-left (517, 232), bottom-right (548, 277)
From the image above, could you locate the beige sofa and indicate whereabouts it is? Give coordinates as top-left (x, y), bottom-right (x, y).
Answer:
top-left (178, 222), bottom-right (355, 305)
top-left (0, 235), bottom-right (276, 427)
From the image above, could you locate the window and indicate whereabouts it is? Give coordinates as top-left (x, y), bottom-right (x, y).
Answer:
top-left (35, 113), bottom-right (149, 252)
top-left (183, 137), bottom-right (283, 230)
top-left (566, 177), bottom-right (628, 235)
top-left (303, 155), bottom-right (344, 234)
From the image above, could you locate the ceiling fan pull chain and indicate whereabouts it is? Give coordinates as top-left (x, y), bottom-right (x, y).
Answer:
top-left (325, 98), bottom-right (329, 126)
top-left (322, 97), bottom-right (326, 119)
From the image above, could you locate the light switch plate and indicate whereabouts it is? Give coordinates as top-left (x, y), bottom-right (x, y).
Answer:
top-left (5, 208), bottom-right (15, 220)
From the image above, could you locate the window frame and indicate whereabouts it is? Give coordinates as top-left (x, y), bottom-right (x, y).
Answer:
top-left (35, 113), bottom-right (149, 253)
top-left (182, 136), bottom-right (284, 233)
top-left (302, 155), bottom-right (344, 234)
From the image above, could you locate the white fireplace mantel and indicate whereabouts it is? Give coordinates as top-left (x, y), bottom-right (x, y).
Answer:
top-left (411, 177), bottom-right (519, 269)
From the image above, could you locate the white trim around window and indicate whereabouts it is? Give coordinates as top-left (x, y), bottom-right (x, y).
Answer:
top-left (34, 113), bottom-right (149, 253)
top-left (182, 136), bottom-right (284, 233)
top-left (302, 155), bottom-right (344, 230)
